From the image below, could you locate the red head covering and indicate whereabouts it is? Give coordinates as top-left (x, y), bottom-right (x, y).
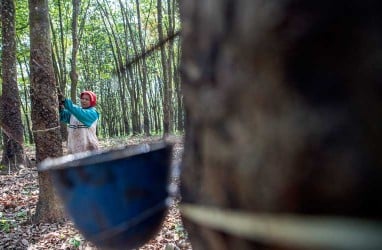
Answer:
top-left (80, 91), bottom-right (97, 107)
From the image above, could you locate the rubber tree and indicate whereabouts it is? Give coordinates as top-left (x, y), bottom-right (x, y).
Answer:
top-left (180, 1), bottom-right (382, 249)
top-left (1, 0), bottom-right (28, 172)
top-left (29, 0), bottom-right (65, 223)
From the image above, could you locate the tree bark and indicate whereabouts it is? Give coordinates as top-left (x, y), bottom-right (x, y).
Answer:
top-left (1, 0), bottom-right (28, 172)
top-left (57, 0), bottom-right (67, 98)
top-left (180, 1), bottom-right (382, 249)
top-left (70, 0), bottom-right (80, 102)
top-left (29, 0), bottom-right (65, 223)
top-left (157, 0), bottom-right (172, 137)
top-left (136, 0), bottom-right (150, 136)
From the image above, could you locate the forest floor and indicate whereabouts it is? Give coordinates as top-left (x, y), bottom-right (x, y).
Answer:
top-left (0, 135), bottom-right (192, 250)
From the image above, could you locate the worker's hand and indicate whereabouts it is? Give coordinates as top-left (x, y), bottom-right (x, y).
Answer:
top-left (58, 93), bottom-right (65, 104)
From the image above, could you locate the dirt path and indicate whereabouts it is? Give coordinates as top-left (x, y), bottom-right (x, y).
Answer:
top-left (0, 136), bottom-right (191, 249)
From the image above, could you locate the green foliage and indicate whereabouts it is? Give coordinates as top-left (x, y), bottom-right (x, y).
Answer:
top-left (15, 0), bottom-right (30, 33)
top-left (0, 220), bottom-right (12, 233)
top-left (68, 235), bottom-right (82, 248)
top-left (0, 212), bottom-right (15, 233)
top-left (174, 224), bottom-right (188, 239)
top-left (16, 210), bottom-right (28, 220)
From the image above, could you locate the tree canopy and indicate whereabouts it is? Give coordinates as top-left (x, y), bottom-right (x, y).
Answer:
top-left (1, 0), bottom-right (183, 143)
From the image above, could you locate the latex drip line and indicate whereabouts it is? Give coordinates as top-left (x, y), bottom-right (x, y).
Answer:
top-left (180, 204), bottom-right (382, 250)
top-left (0, 123), bottom-right (61, 155)
top-left (32, 125), bottom-right (61, 134)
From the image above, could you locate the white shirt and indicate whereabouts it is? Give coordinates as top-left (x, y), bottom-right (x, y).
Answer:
top-left (67, 115), bottom-right (99, 154)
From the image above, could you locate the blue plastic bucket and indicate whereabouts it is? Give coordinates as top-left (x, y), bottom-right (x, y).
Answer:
top-left (38, 141), bottom-right (173, 249)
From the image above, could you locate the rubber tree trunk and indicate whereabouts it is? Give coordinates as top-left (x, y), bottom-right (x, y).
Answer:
top-left (1, 0), bottom-right (28, 172)
top-left (180, 1), bottom-right (382, 249)
top-left (29, 0), bottom-right (65, 223)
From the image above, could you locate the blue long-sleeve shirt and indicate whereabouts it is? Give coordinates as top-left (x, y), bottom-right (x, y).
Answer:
top-left (60, 99), bottom-right (99, 127)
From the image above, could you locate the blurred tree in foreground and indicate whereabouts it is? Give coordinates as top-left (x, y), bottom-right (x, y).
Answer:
top-left (180, 1), bottom-right (382, 249)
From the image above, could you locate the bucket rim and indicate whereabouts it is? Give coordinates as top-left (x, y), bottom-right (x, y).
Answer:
top-left (37, 141), bottom-right (171, 172)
